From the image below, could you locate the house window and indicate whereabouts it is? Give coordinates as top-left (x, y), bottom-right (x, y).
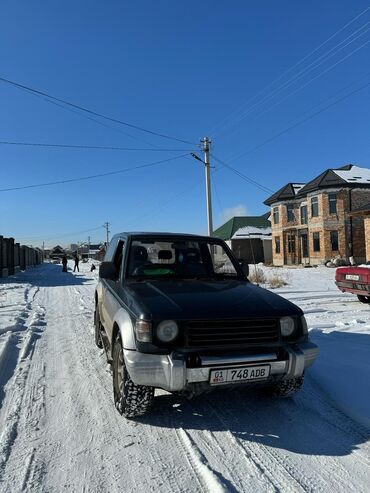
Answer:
top-left (273, 207), bottom-right (279, 224)
top-left (300, 205), bottom-right (308, 225)
top-left (328, 193), bottom-right (337, 214)
top-left (330, 231), bottom-right (339, 251)
top-left (311, 196), bottom-right (319, 217)
top-left (286, 204), bottom-right (295, 222)
top-left (287, 234), bottom-right (296, 254)
top-left (275, 237), bottom-right (281, 254)
top-left (313, 232), bottom-right (320, 252)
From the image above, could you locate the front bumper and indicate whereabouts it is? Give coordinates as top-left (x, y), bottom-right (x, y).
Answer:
top-left (124, 341), bottom-right (319, 392)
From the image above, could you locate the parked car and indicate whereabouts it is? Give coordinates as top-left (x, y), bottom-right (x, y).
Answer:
top-left (94, 232), bottom-right (319, 418)
top-left (335, 265), bottom-right (370, 303)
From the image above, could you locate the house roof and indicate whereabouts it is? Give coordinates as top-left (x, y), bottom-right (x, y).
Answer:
top-left (264, 183), bottom-right (305, 206)
top-left (264, 164), bottom-right (370, 205)
top-left (213, 215), bottom-right (271, 241)
top-left (297, 164), bottom-right (370, 196)
top-left (51, 245), bottom-right (64, 253)
top-left (232, 225), bottom-right (272, 240)
top-left (334, 165), bottom-right (370, 184)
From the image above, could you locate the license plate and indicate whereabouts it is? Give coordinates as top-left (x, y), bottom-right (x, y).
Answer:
top-left (210, 365), bottom-right (270, 385)
top-left (346, 274), bottom-right (360, 281)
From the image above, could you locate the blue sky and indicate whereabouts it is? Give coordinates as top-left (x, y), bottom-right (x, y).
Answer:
top-left (0, 1), bottom-right (369, 247)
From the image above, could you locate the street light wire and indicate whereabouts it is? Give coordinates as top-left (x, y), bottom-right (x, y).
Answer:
top-left (0, 76), bottom-right (196, 146)
top-left (0, 153), bottom-right (189, 192)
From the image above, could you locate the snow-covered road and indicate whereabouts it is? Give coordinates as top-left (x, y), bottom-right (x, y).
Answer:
top-left (0, 262), bottom-right (370, 492)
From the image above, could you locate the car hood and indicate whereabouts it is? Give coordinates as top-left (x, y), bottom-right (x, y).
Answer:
top-left (124, 279), bottom-right (302, 320)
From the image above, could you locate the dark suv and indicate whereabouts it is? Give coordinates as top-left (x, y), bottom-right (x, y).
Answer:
top-left (95, 232), bottom-right (318, 418)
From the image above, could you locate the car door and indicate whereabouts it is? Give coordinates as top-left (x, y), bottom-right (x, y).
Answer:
top-left (102, 240), bottom-right (125, 341)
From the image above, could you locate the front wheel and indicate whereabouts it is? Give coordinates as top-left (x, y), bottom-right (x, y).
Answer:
top-left (268, 375), bottom-right (304, 398)
top-left (357, 295), bottom-right (370, 304)
top-left (112, 335), bottom-right (154, 418)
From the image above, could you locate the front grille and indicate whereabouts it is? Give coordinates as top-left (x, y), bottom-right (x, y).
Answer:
top-left (184, 319), bottom-right (280, 347)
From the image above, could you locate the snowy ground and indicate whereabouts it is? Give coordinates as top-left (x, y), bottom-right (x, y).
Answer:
top-left (0, 261), bottom-right (369, 492)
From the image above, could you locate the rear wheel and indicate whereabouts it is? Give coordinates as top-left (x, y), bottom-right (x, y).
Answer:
top-left (357, 295), bottom-right (370, 304)
top-left (112, 335), bottom-right (154, 418)
top-left (94, 305), bottom-right (103, 348)
top-left (268, 375), bottom-right (304, 398)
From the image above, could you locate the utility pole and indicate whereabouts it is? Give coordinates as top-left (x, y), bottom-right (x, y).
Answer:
top-left (88, 235), bottom-right (91, 259)
top-left (202, 137), bottom-right (213, 236)
top-left (103, 222), bottom-right (110, 247)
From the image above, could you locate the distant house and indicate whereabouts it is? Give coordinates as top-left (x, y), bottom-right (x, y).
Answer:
top-left (264, 164), bottom-right (370, 266)
top-left (49, 245), bottom-right (65, 260)
top-left (213, 215), bottom-right (272, 264)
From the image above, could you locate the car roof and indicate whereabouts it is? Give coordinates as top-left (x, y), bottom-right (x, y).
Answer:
top-left (112, 232), bottom-right (217, 242)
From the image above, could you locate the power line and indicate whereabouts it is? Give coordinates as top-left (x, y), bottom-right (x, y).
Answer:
top-left (281, 69), bottom-right (370, 126)
top-left (211, 154), bottom-right (274, 194)
top-left (0, 76), bottom-right (196, 146)
top-left (218, 26), bottom-right (370, 139)
top-left (0, 140), bottom-right (195, 152)
top-left (37, 94), bottom-right (166, 147)
top-left (208, 5), bottom-right (370, 137)
top-left (16, 226), bottom-right (104, 241)
top-left (233, 37), bottom-right (370, 132)
top-left (0, 153), bottom-right (189, 192)
top-left (228, 77), bottom-right (370, 163)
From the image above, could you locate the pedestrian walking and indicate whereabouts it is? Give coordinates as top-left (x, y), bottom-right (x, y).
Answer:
top-left (62, 255), bottom-right (68, 272)
top-left (73, 254), bottom-right (80, 272)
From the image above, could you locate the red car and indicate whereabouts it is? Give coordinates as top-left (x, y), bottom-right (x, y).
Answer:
top-left (335, 266), bottom-right (370, 304)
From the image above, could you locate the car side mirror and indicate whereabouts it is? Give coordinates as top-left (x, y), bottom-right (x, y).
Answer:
top-left (238, 259), bottom-right (249, 277)
top-left (99, 261), bottom-right (118, 281)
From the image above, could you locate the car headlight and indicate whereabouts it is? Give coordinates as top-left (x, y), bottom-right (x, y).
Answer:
top-left (280, 316), bottom-right (295, 337)
top-left (135, 320), bottom-right (152, 342)
top-left (156, 320), bottom-right (179, 343)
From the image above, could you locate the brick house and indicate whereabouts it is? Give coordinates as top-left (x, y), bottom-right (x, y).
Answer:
top-left (350, 202), bottom-right (370, 263)
top-left (264, 164), bottom-right (370, 266)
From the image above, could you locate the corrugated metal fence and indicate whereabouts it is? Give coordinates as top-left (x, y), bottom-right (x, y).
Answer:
top-left (0, 235), bottom-right (43, 278)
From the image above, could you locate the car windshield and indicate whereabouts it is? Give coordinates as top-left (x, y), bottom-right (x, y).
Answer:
top-left (127, 238), bottom-right (241, 279)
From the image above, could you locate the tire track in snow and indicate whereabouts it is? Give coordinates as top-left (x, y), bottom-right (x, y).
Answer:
top-left (202, 399), bottom-right (316, 493)
top-left (175, 428), bottom-right (228, 493)
top-left (70, 282), bottom-right (213, 493)
top-left (201, 386), bottom-right (369, 493)
top-left (32, 282), bottom-right (203, 493)
top-left (0, 284), bottom-right (46, 487)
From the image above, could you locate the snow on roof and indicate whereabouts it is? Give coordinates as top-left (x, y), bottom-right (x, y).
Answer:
top-left (292, 184), bottom-right (305, 194)
top-left (334, 165), bottom-right (370, 184)
top-left (232, 225), bottom-right (272, 240)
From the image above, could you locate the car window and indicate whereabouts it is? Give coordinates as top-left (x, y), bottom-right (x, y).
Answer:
top-left (127, 238), bottom-right (240, 279)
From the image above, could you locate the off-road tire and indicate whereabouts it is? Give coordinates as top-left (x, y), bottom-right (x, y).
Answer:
top-left (112, 335), bottom-right (154, 418)
top-left (94, 305), bottom-right (103, 349)
top-left (269, 375), bottom-right (304, 398)
top-left (357, 295), bottom-right (370, 304)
